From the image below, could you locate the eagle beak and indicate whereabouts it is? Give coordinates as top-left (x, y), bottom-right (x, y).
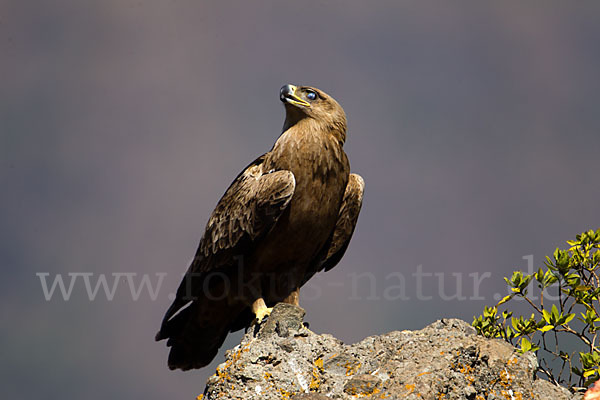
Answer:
top-left (280, 84), bottom-right (311, 108)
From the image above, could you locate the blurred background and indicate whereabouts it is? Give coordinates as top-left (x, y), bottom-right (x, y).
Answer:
top-left (2, 1), bottom-right (599, 398)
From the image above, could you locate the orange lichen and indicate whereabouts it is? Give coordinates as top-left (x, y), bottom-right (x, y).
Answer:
top-left (278, 388), bottom-right (293, 400)
top-left (309, 358), bottom-right (324, 390)
top-left (507, 357), bottom-right (519, 366)
top-left (343, 360), bottom-right (361, 376)
top-left (345, 385), bottom-right (381, 397)
top-left (314, 358), bottom-right (324, 369)
top-left (499, 368), bottom-right (512, 385)
top-left (262, 368), bottom-right (298, 399)
top-left (213, 343), bottom-right (251, 384)
top-left (500, 389), bottom-right (523, 400)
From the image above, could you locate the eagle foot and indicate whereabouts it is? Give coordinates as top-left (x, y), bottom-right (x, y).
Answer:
top-left (254, 306), bottom-right (273, 324)
top-left (251, 297), bottom-right (273, 324)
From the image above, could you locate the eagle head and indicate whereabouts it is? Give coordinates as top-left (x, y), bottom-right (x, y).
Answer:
top-left (280, 84), bottom-right (347, 142)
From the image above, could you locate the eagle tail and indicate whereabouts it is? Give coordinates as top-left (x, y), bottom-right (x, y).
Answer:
top-left (156, 300), bottom-right (235, 370)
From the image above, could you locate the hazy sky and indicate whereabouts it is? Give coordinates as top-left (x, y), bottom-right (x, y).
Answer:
top-left (2, 1), bottom-right (599, 398)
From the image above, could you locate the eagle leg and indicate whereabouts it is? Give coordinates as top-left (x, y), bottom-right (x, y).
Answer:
top-left (251, 297), bottom-right (273, 323)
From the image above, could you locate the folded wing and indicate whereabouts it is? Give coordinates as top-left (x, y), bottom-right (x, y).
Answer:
top-left (313, 173), bottom-right (365, 277)
top-left (156, 155), bottom-right (296, 359)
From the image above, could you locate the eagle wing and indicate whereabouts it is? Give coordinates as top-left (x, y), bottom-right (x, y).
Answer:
top-left (156, 155), bottom-right (295, 339)
top-left (196, 155), bottom-right (295, 268)
top-left (317, 173), bottom-right (365, 273)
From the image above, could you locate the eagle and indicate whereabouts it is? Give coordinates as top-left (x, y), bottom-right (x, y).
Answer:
top-left (156, 84), bottom-right (364, 370)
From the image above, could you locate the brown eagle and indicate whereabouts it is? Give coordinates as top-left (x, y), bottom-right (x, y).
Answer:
top-left (156, 84), bottom-right (364, 370)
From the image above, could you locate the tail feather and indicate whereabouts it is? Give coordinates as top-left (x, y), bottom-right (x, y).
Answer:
top-left (167, 328), bottom-right (228, 370)
top-left (155, 299), bottom-right (191, 342)
top-left (156, 300), bottom-right (235, 370)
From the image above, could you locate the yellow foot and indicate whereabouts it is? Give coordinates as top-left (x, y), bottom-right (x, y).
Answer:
top-left (251, 298), bottom-right (273, 324)
top-left (255, 306), bottom-right (273, 323)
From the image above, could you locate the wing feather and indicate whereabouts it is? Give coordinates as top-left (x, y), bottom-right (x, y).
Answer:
top-left (197, 156), bottom-right (295, 265)
top-left (157, 155), bottom-right (295, 335)
top-left (319, 173), bottom-right (365, 272)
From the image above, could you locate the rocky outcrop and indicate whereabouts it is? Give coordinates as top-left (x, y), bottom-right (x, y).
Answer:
top-left (200, 303), bottom-right (580, 400)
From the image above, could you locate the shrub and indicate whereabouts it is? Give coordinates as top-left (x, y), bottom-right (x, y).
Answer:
top-left (473, 229), bottom-right (600, 389)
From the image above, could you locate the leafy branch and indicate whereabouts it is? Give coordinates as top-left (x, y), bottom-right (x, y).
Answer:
top-left (473, 229), bottom-right (600, 389)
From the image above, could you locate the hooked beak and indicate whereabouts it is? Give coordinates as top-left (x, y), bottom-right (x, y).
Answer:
top-left (280, 84), bottom-right (311, 108)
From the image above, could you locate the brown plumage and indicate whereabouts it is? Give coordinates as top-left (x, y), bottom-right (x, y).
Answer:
top-left (156, 84), bottom-right (364, 370)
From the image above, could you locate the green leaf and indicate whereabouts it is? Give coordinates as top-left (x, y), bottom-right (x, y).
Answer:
top-left (583, 369), bottom-right (598, 378)
top-left (497, 295), bottom-right (513, 306)
top-left (534, 268), bottom-right (544, 283)
top-left (549, 304), bottom-right (560, 324)
top-left (542, 309), bottom-right (551, 324)
top-left (564, 313), bottom-right (575, 325)
top-left (519, 337), bottom-right (532, 353)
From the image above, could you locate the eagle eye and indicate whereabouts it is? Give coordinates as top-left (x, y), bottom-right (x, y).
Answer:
top-left (306, 90), bottom-right (317, 101)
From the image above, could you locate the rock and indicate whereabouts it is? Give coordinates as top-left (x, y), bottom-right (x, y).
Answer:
top-left (343, 374), bottom-right (381, 396)
top-left (201, 303), bottom-right (580, 400)
top-left (257, 303), bottom-right (306, 339)
top-left (290, 394), bottom-right (329, 400)
top-left (535, 379), bottom-right (580, 400)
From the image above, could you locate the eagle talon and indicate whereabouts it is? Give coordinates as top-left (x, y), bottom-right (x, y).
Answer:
top-left (254, 307), bottom-right (273, 324)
